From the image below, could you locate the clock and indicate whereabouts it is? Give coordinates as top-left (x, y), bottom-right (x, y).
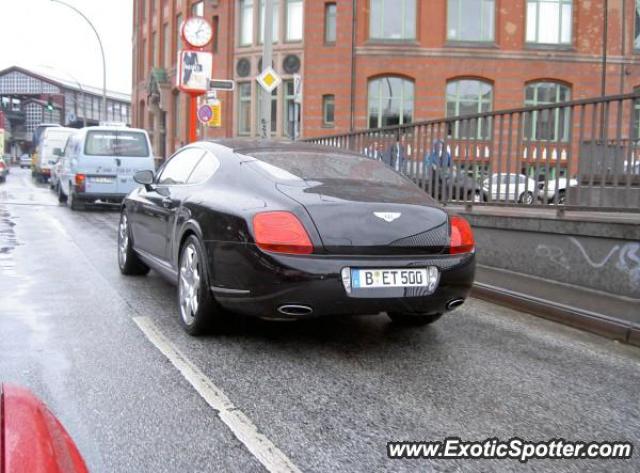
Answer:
top-left (181, 17), bottom-right (213, 48)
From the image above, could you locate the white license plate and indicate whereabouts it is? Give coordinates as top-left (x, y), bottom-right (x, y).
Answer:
top-left (92, 176), bottom-right (115, 184)
top-left (352, 268), bottom-right (437, 289)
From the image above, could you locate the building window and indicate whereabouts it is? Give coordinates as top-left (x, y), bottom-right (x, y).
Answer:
top-left (286, 0), bottom-right (303, 41)
top-left (283, 80), bottom-right (300, 138)
top-left (260, 0), bottom-right (279, 44)
top-left (191, 0), bottom-right (204, 16)
top-left (369, 0), bottom-right (416, 41)
top-left (322, 94), bottom-right (335, 126)
top-left (163, 22), bottom-right (170, 67)
top-left (152, 31), bottom-right (158, 68)
top-left (176, 13), bottom-right (183, 51)
top-left (635, 0), bottom-right (640, 50)
top-left (367, 76), bottom-right (414, 128)
top-left (325, 3), bottom-right (336, 44)
top-left (212, 16), bottom-right (219, 53)
top-left (239, 0), bottom-right (254, 46)
top-left (447, 0), bottom-right (494, 42)
top-left (446, 79), bottom-right (493, 139)
top-left (524, 81), bottom-right (571, 141)
top-left (257, 87), bottom-right (278, 135)
top-left (173, 92), bottom-right (181, 139)
top-left (237, 82), bottom-right (252, 135)
top-left (526, 0), bottom-right (572, 45)
top-left (634, 87), bottom-right (640, 139)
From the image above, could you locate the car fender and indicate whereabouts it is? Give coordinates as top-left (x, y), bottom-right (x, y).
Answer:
top-left (174, 217), bottom-right (205, 269)
top-left (0, 383), bottom-right (89, 473)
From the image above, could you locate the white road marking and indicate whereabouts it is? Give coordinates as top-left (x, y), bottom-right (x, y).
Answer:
top-left (133, 316), bottom-right (303, 473)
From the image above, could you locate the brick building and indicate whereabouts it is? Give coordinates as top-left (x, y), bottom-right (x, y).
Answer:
top-left (132, 0), bottom-right (640, 159)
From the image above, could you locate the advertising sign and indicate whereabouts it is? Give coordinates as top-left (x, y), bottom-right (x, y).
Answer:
top-left (177, 50), bottom-right (213, 94)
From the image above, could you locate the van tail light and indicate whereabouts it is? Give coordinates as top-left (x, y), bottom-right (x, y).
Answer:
top-left (253, 211), bottom-right (314, 255)
top-left (0, 161), bottom-right (5, 170)
top-left (449, 216), bottom-right (475, 254)
top-left (75, 173), bottom-right (86, 193)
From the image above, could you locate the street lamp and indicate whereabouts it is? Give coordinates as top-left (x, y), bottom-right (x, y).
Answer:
top-left (49, 0), bottom-right (107, 122)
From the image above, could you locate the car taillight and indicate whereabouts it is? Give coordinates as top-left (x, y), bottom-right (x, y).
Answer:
top-left (0, 161), bottom-right (5, 169)
top-left (75, 173), bottom-right (86, 193)
top-left (253, 211), bottom-right (313, 255)
top-left (449, 215), bottom-right (475, 254)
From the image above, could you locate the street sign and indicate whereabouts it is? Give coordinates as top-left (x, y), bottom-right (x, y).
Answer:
top-left (197, 103), bottom-right (213, 124)
top-left (209, 79), bottom-right (235, 91)
top-left (208, 99), bottom-right (222, 128)
top-left (293, 73), bottom-right (302, 104)
top-left (177, 50), bottom-right (213, 94)
top-left (256, 66), bottom-right (281, 93)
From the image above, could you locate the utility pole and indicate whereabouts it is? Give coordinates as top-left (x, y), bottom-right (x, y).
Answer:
top-left (260, 0), bottom-right (274, 139)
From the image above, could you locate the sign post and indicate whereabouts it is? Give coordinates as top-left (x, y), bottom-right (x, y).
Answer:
top-left (259, 0), bottom-right (274, 139)
top-left (177, 17), bottom-right (214, 144)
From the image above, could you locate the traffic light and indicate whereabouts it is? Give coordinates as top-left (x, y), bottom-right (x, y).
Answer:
top-left (46, 96), bottom-right (54, 112)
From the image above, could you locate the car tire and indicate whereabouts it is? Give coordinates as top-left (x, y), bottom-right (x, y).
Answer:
top-left (57, 184), bottom-right (67, 203)
top-left (117, 211), bottom-right (150, 276)
top-left (178, 235), bottom-right (224, 336)
top-left (519, 191), bottom-right (534, 205)
top-left (68, 189), bottom-right (84, 211)
top-left (387, 312), bottom-right (443, 326)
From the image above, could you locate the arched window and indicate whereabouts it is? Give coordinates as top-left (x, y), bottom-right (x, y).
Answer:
top-left (524, 81), bottom-right (571, 141)
top-left (446, 79), bottom-right (493, 139)
top-left (367, 76), bottom-right (414, 129)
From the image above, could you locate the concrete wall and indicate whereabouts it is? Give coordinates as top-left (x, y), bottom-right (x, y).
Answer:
top-left (461, 211), bottom-right (640, 299)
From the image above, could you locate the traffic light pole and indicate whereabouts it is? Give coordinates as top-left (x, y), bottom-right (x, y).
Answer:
top-left (260, 0), bottom-right (274, 139)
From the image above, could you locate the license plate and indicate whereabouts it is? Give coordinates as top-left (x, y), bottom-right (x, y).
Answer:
top-left (92, 176), bottom-right (114, 184)
top-left (352, 268), bottom-right (437, 289)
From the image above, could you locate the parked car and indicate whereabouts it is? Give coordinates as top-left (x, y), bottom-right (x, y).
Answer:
top-left (474, 173), bottom-right (538, 204)
top-left (0, 156), bottom-right (8, 183)
top-left (538, 176), bottom-right (578, 204)
top-left (19, 153), bottom-right (31, 168)
top-left (33, 126), bottom-right (75, 183)
top-left (118, 140), bottom-right (476, 335)
top-left (58, 126), bottom-right (156, 210)
top-left (50, 130), bottom-right (79, 191)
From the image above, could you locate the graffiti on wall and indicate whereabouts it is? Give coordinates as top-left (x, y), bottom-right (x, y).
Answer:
top-left (535, 237), bottom-right (640, 292)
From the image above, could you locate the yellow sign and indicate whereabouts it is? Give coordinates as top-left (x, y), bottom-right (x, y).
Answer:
top-left (256, 66), bottom-right (281, 93)
top-left (208, 100), bottom-right (221, 128)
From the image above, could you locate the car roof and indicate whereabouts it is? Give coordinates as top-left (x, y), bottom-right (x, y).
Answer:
top-left (206, 138), bottom-right (364, 158)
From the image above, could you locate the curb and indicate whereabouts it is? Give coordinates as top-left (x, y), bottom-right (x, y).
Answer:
top-left (471, 282), bottom-right (640, 348)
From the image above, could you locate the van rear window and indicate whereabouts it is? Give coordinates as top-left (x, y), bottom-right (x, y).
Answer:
top-left (85, 131), bottom-right (149, 157)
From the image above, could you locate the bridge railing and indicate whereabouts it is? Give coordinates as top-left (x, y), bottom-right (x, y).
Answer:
top-left (304, 92), bottom-right (640, 212)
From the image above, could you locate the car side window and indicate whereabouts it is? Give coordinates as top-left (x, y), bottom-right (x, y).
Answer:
top-left (157, 148), bottom-right (205, 185)
top-left (187, 152), bottom-right (220, 184)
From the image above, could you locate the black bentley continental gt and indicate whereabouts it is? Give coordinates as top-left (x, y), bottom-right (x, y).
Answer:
top-left (117, 140), bottom-right (475, 335)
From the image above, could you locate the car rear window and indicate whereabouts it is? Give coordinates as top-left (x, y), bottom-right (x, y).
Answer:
top-left (251, 151), bottom-right (409, 186)
top-left (84, 131), bottom-right (149, 157)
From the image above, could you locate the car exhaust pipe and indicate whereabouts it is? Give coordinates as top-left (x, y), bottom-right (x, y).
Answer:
top-left (446, 298), bottom-right (465, 311)
top-left (277, 305), bottom-right (313, 317)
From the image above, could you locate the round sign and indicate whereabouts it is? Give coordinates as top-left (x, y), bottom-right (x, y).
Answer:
top-left (197, 104), bottom-right (213, 124)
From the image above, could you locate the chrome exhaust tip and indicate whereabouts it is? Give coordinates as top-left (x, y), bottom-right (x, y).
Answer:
top-left (446, 298), bottom-right (465, 311)
top-left (277, 305), bottom-right (313, 317)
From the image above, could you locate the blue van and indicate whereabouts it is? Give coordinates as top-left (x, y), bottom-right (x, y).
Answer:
top-left (58, 126), bottom-right (155, 210)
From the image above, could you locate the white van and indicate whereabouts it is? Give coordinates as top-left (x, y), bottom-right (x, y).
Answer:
top-left (34, 127), bottom-right (75, 182)
top-left (58, 126), bottom-right (155, 210)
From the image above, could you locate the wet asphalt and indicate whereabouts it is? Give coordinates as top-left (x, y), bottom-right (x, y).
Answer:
top-left (0, 166), bottom-right (638, 473)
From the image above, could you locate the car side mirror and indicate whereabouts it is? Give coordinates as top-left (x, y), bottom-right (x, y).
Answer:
top-left (134, 169), bottom-right (155, 189)
top-left (48, 160), bottom-right (57, 165)
top-left (53, 148), bottom-right (63, 157)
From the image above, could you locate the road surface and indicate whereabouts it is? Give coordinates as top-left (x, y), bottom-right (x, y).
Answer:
top-left (1, 167), bottom-right (638, 472)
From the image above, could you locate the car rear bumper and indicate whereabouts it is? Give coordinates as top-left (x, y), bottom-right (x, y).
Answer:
top-left (207, 242), bottom-right (475, 319)
top-left (75, 192), bottom-right (126, 203)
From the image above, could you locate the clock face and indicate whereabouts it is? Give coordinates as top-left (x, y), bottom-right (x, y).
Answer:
top-left (182, 17), bottom-right (213, 48)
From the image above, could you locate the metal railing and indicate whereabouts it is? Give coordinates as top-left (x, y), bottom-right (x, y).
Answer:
top-left (305, 92), bottom-right (640, 212)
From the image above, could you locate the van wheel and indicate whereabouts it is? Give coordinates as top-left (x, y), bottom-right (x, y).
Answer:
top-left (118, 211), bottom-right (149, 276)
top-left (68, 189), bottom-right (84, 211)
top-left (57, 184), bottom-right (67, 203)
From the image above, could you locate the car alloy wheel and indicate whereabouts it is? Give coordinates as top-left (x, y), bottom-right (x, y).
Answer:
top-left (179, 243), bottom-right (202, 327)
top-left (118, 214), bottom-right (129, 267)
